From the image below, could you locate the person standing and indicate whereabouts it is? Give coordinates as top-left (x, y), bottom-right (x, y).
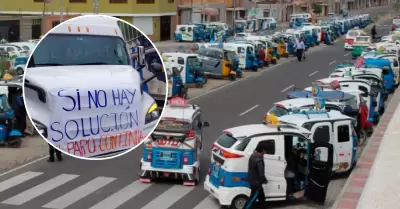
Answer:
top-left (294, 38), bottom-right (306, 62)
top-left (245, 145), bottom-right (268, 209)
top-left (48, 144), bottom-right (62, 162)
top-left (371, 25), bottom-right (377, 39)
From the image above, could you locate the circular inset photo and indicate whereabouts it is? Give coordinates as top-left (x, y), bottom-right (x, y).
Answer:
top-left (23, 15), bottom-right (167, 160)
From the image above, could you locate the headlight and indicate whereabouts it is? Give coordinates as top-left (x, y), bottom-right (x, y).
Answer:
top-left (145, 102), bottom-right (159, 124)
top-left (32, 119), bottom-right (48, 138)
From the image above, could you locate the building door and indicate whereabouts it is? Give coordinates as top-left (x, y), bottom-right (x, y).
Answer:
top-left (160, 16), bottom-right (171, 41)
top-left (0, 20), bottom-right (20, 42)
top-left (32, 19), bottom-right (41, 39)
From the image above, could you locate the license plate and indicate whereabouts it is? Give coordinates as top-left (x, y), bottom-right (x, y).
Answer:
top-left (161, 152), bottom-right (172, 160)
top-left (212, 164), bottom-right (220, 177)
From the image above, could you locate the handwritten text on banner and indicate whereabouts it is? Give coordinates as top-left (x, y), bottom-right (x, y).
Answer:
top-left (48, 86), bottom-right (143, 158)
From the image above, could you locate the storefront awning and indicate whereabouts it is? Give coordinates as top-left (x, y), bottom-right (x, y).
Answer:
top-left (201, 8), bottom-right (219, 16)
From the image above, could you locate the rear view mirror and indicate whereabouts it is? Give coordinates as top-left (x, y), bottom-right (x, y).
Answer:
top-left (137, 46), bottom-right (146, 66)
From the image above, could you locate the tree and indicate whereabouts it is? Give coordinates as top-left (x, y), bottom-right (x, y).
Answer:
top-left (312, 3), bottom-right (322, 16)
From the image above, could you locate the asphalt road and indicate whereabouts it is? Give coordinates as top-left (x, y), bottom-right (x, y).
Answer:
top-left (0, 9), bottom-right (393, 209)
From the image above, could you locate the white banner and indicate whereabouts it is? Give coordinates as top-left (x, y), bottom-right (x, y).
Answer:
top-left (47, 85), bottom-right (143, 158)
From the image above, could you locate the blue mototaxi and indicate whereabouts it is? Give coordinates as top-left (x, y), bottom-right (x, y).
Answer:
top-left (303, 30), bottom-right (314, 47)
top-left (365, 58), bottom-right (396, 92)
top-left (235, 20), bottom-right (247, 33)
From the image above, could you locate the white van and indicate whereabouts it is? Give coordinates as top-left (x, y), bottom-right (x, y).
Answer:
top-left (25, 15), bottom-right (163, 158)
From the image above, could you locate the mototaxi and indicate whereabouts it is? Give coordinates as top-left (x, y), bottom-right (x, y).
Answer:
top-left (230, 40), bottom-right (266, 67)
top-left (235, 20), bottom-right (247, 33)
top-left (174, 25), bottom-right (203, 42)
top-left (12, 56), bottom-right (27, 75)
top-left (277, 107), bottom-right (357, 174)
top-left (351, 36), bottom-right (372, 58)
top-left (204, 122), bottom-right (335, 209)
top-left (196, 47), bottom-right (242, 80)
top-left (162, 52), bottom-right (207, 88)
top-left (364, 57), bottom-right (397, 91)
top-left (258, 17), bottom-right (277, 30)
top-left (299, 27), bottom-right (316, 47)
top-left (330, 66), bottom-right (389, 101)
top-left (0, 78), bottom-right (24, 147)
top-left (224, 42), bottom-right (258, 71)
top-left (302, 26), bottom-right (320, 46)
top-left (140, 97), bottom-right (210, 186)
top-left (163, 58), bottom-right (188, 99)
top-left (246, 19), bottom-right (259, 32)
top-left (313, 78), bottom-right (383, 124)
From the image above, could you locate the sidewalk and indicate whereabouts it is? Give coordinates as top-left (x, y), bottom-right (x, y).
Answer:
top-left (332, 88), bottom-right (400, 209)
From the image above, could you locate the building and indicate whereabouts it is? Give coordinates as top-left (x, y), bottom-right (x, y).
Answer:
top-left (0, 0), bottom-right (177, 42)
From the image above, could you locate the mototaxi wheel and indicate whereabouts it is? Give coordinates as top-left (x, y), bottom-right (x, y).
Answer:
top-left (271, 59), bottom-right (277, 64)
top-left (194, 167), bottom-right (200, 186)
top-left (373, 115), bottom-right (380, 125)
top-left (358, 129), bottom-right (368, 147)
top-left (379, 106), bottom-right (385, 115)
top-left (252, 67), bottom-right (258, 72)
top-left (276, 54), bottom-right (280, 60)
top-left (229, 74), bottom-right (236, 81)
top-left (230, 195), bottom-right (248, 209)
top-left (16, 68), bottom-right (24, 75)
top-left (236, 71), bottom-right (243, 78)
top-left (201, 75), bottom-right (208, 84)
top-left (179, 89), bottom-right (188, 99)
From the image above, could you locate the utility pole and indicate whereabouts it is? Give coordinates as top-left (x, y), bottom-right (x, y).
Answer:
top-left (190, 0), bottom-right (193, 23)
top-left (93, 0), bottom-right (99, 14)
top-left (60, 0), bottom-right (63, 23)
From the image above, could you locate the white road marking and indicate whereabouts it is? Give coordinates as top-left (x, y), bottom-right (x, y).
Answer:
top-left (239, 105), bottom-right (259, 116)
top-left (344, 53), bottom-right (350, 56)
top-left (140, 185), bottom-right (195, 209)
top-left (329, 61), bottom-right (337, 65)
top-left (2, 174), bottom-right (79, 205)
top-left (309, 71), bottom-right (319, 76)
top-left (0, 171), bottom-right (43, 193)
top-left (193, 195), bottom-right (220, 209)
top-left (281, 85), bottom-right (294, 92)
top-left (42, 176), bottom-right (116, 209)
top-left (0, 155), bottom-right (49, 178)
top-left (88, 180), bottom-right (151, 209)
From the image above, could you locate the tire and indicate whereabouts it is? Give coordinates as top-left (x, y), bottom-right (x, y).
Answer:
top-left (194, 167), bottom-right (200, 186)
top-left (230, 195), bottom-right (248, 209)
top-left (179, 90), bottom-right (188, 99)
top-left (379, 106), bottom-right (385, 115)
top-left (271, 59), bottom-right (277, 64)
top-left (202, 75), bottom-right (208, 84)
top-left (16, 68), bottom-right (24, 75)
top-left (236, 72), bottom-right (243, 78)
top-left (358, 129), bottom-right (368, 147)
top-left (229, 74), bottom-right (236, 81)
top-left (373, 115), bottom-right (380, 125)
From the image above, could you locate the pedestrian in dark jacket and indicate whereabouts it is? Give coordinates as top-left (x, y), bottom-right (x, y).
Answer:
top-left (245, 145), bottom-right (268, 209)
top-left (48, 144), bottom-right (62, 162)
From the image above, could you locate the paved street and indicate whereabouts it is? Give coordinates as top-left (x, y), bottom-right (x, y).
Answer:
top-left (0, 8), bottom-right (394, 209)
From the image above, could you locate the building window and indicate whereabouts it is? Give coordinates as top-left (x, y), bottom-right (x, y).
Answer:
top-left (168, 0), bottom-right (174, 3)
top-left (110, 0), bottom-right (128, 3)
top-left (137, 0), bottom-right (155, 4)
top-left (52, 21), bottom-right (61, 28)
top-left (69, 0), bottom-right (87, 3)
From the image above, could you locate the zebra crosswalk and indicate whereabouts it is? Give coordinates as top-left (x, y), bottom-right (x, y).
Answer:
top-left (0, 171), bottom-right (222, 209)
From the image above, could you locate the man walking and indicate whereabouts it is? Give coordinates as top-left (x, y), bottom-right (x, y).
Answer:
top-left (48, 144), bottom-right (62, 162)
top-left (294, 38), bottom-right (306, 62)
top-left (245, 145), bottom-right (268, 209)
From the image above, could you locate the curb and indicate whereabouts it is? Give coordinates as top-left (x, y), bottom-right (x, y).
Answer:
top-left (332, 88), bottom-right (400, 209)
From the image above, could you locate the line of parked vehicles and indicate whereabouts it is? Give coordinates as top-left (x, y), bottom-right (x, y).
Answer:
top-left (0, 40), bottom-right (37, 76)
top-left (136, 13), bottom-right (390, 209)
top-left (163, 14), bottom-right (372, 100)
